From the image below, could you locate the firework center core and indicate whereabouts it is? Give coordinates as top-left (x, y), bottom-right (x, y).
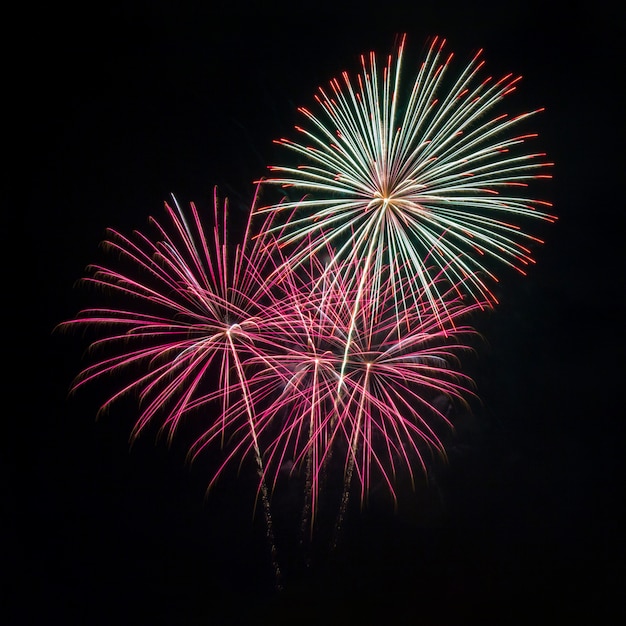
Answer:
top-left (368, 191), bottom-right (397, 213)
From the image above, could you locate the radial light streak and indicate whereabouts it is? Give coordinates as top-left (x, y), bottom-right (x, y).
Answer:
top-left (259, 34), bottom-right (556, 318)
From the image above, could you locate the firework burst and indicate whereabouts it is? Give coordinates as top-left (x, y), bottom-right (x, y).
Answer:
top-left (60, 186), bottom-right (280, 445)
top-left (58, 185), bottom-right (292, 583)
top-left (259, 34), bottom-right (555, 317)
top-left (206, 255), bottom-right (488, 530)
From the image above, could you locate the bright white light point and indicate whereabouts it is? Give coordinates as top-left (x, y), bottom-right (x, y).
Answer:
top-left (227, 323), bottom-right (241, 335)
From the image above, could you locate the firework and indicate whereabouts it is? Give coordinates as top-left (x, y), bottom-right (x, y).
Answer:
top-left (199, 255), bottom-right (487, 529)
top-left (259, 34), bottom-right (555, 317)
top-left (60, 186), bottom-right (281, 448)
top-left (60, 34), bottom-right (554, 567)
top-left (58, 186), bottom-right (294, 584)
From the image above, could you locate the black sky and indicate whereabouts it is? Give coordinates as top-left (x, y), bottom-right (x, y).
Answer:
top-left (10, 2), bottom-right (625, 625)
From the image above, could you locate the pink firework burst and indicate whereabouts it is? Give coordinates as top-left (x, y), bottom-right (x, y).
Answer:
top-left (60, 186), bottom-right (283, 448)
top-left (59, 184), bottom-right (295, 583)
top-left (211, 253), bottom-right (488, 530)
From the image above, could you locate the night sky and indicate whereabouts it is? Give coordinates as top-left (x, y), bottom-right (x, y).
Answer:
top-left (10, 2), bottom-right (624, 625)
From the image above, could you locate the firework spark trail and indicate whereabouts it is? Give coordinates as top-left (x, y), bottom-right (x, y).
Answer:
top-left (258, 34), bottom-right (555, 319)
top-left (329, 270), bottom-right (486, 539)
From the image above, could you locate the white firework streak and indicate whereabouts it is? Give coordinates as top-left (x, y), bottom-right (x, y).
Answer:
top-left (258, 34), bottom-right (555, 319)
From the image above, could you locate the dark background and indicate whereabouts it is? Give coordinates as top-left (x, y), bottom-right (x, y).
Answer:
top-left (9, 2), bottom-right (624, 624)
